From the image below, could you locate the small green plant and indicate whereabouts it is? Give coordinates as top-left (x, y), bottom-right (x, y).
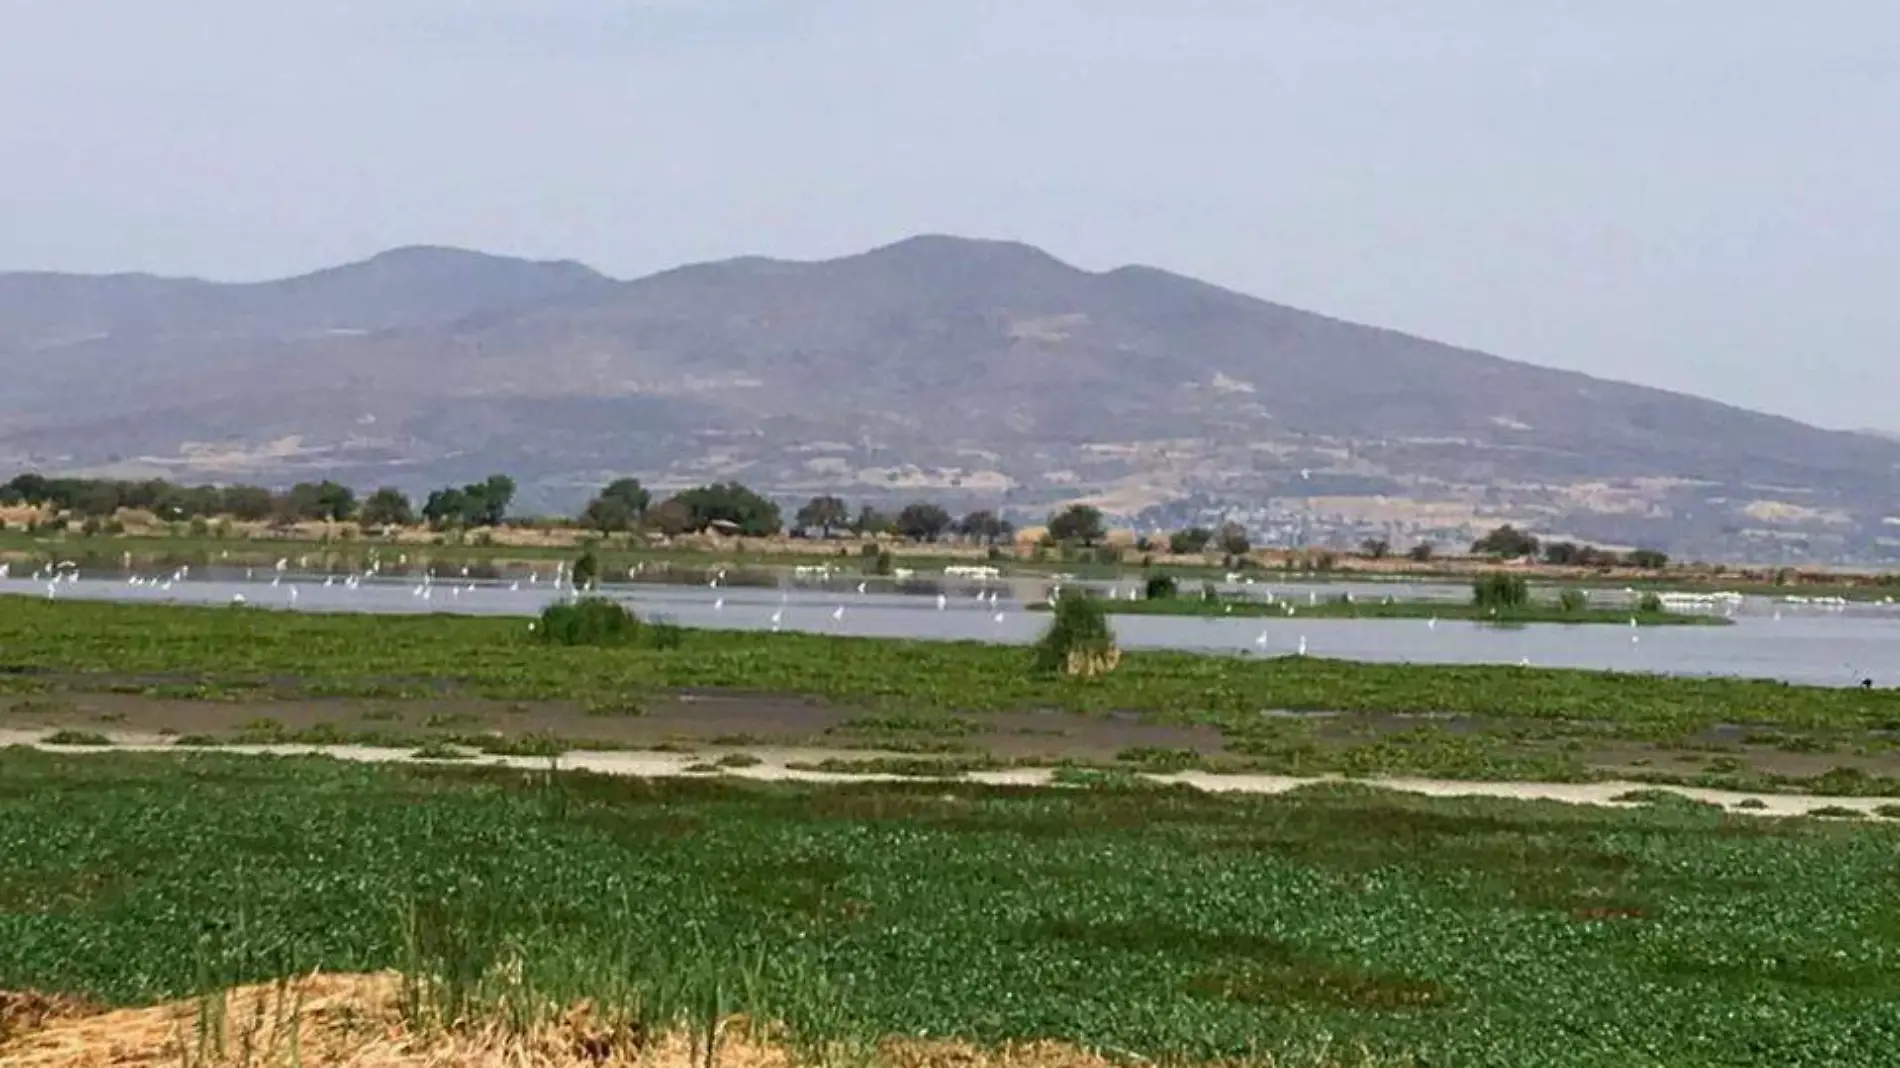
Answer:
top-left (41, 729), bottom-right (111, 746)
top-left (1143, 573), bottom-right (1178, 600)
top-left (1637, 592), bottom-right (1666, 614)
top-left (411, 741), bottom-right (471, 761)
top-left (1031, 592), bottom-right (1120, 677)
top-left (535, 597), bottom-right (640, 646)
top-left (1472, 573), bottom-right (1530, 611)
top-left (584, 698), bottom-right (645, 718)
top-left (570, 546), bottom-right (601, 590)
top-left (1557, 588), bottom-right (1588, 613)
top-left (1806, 805), bottom-right (1863, 819)
top-left (716, 752), bottom-right (763, 769)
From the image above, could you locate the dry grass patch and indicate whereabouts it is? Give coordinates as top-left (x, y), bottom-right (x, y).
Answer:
top-left (0, 974), bottom-right (1392, 1068)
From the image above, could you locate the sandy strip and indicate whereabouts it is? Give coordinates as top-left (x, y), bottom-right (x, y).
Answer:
top-left (2, 729), bottom-right (1892, 818)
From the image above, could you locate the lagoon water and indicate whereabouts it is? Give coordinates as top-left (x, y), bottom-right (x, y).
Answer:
top-left (7, 565), bottom-right (1899, 688)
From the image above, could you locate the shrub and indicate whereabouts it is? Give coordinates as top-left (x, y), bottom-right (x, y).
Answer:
top-left (1472, 573), bottom-right (1530, 611)
top-left (1144, 573), bottom-right (1179, 600)
top-left (570, 546), bottom-right (600, 590)
top-left (1032, 592), bottom-right (1121, 677)
top-left (535, 597), bottom-right (641, 647)
top-left (1637, 592), bottom-right (1666, 614)
top-left (41, 730), bottom-right (112, 747)
top-left (1558, 588), bottom-right (1588, 613)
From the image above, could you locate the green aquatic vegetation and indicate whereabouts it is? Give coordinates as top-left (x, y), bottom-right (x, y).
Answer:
top-left (2, 752), bottom-right (1899, 1065)
top-left (1039, 595), bottom-right (1725, 626)
top-left (39, 729), bottom-right (111, 746)
top-left (0, 598), bottom-right (1890, 740)
top-left (410, 741), bottom-right (471, 761)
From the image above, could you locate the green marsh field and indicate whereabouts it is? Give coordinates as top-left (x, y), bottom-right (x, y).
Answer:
top-left (6, 596), bottom-right (1900, 1066)
top-left (4, 751), bottom-right (1900, 1067)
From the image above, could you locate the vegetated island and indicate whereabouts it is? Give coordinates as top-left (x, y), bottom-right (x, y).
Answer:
top-left (1030, 574), bottom-right (1732, 626)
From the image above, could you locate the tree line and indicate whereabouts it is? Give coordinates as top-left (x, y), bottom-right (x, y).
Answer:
top-left (0, 472), bottom-right (512, 531)
top-left (1470, 524), bottom-right (1669, 569)
top-left (0, 473), bottom-right (1670, 568)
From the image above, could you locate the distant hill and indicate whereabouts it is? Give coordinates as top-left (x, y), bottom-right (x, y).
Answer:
top-left (2, 236), bottom-right (1896, 561)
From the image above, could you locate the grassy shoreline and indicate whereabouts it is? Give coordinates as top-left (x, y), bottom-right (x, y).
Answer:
top-left (0, 596), bottom-right (1891, 732)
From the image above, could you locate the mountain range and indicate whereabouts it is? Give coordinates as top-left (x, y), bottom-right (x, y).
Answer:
top-left (2, 236), bottom-right (1896, 561)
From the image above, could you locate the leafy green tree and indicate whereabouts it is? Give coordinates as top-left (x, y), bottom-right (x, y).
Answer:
top-left (647, 498), bottom-right (696, 537)
top-left (1169, 527), bottom-right (1213, 554)
top-left (220, 485), bottom-right (276, 522)
top-left (1626, 548), bottom-right (1670, 570)
top-left (851, 505), bottom-right (894, 537)
top-left (669, 481), bottom-right (782, 536)
top-left (796, 495), bottom-right (849, 537)
top-left (359, 487), bottom-right (415, 527)
top-left (470, 474), bottom-right (515, 527)
top-left (895, 501), bottom-right (953, 542)
top-left (1046, 504), bottom-right (1106, 546)
top-left (420, 474), bottom-right (515, 529)
top-left (1472, 524), bottom-right (1540, 559)
top-left (280, 480), bottom-right (356, 522)
top-left (957, 510), bottom-right (1013, 544)
top-left (1407, 542), bottom-right (1435, 563)
top-left (581, 478), bottom-right (649, 533)
top-left (421, 488), bottom-right (468, 530)
top-left (1218, 521), bottom-right (1251, 556)
top-left (1360, 538), bottom-right (1391, 559)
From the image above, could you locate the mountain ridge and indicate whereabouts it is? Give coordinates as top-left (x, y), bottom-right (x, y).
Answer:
top-left (1, 236), bottom-right (1894, 561)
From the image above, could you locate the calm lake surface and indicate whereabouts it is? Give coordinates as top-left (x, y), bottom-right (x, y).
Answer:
top-left (8, 564), bottom-right (1899, 688)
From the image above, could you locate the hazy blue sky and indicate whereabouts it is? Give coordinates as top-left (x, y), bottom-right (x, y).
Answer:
top-left (3, 1), bottom-right (1894, 429)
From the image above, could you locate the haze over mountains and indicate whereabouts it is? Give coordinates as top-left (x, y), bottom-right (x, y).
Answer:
top-left (2, 236), bottom-right (1896, 561)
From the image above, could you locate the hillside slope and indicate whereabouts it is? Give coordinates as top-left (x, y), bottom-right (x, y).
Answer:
top-left (1, 237), bottom-right (1894, 559)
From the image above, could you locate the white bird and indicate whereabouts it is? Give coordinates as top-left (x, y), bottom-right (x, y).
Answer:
top-left (1427, 616), bottom-right (1437, 630)
top-left (231, 593), bottom-right (246, 605)
top-left (936, 593), bottom-right (948, 611)
top-left (323, 576), bottom-right (334, 588)
top-left (510, 581), bottom-right (520, 592)
top-left (832, 605), bottom-right (845, 622)
top-left (1297, 635), bottom-right (1308, 656)
top-left (993, 611), bottom-right (1006, 624)
top-left (1255, 629), bottom-right (1269, 648)
top-left (288, 586), bottom-right (299, 605)
top-left (1519, 656), bottom-right (1530, 667)
top-left (770, 607), bottom-right (783, 625)
top-left (857, 581), bottom-right (868, 594)
top-left (713, 597), bottom-right (725, 611)
top-left (271, 575), bottom-right (281, 588)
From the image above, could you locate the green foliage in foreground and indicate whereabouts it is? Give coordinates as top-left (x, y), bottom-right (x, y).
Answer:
top-left (1, 752), bottom-right (1898, 1067)
top-left (0, 599), bottom-right (1889, 738)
